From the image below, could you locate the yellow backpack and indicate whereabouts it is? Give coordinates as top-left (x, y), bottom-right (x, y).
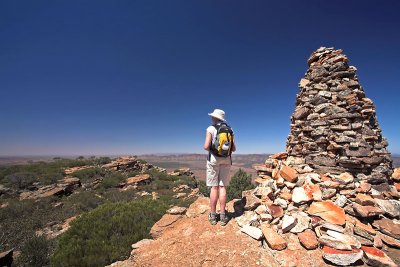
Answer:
top-left (210, 122), bottom-right (234, 157)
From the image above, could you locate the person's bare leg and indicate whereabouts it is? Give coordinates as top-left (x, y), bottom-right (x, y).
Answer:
top-left (210, 186), bottom-right (219, 213)
top-left (218, 185), bottom-right (227, 214)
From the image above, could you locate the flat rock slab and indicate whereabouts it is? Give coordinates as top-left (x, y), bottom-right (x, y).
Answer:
top-left (307, 201), bottom-right (345, 225)
top-left (322, 246), bottom-right (363, 266)
top-left (362, 246), bottom-right (397, 267)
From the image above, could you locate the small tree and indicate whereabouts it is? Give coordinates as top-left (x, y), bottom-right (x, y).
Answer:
top-left (227, 169), bottom-right (254, 201)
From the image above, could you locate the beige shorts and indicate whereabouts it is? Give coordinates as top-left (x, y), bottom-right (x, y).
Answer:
top-left (206, 154), bottom-right (231, 186)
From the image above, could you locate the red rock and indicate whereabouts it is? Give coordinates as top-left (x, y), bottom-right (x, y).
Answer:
top-left (394, 183), bottom-right (400, 191)
top-left (270, 152), bottom-right (288, 160)
top-left (322, 246), bottom-right (363, 266)
top-left (262, 226), bottom-right (287, 250)
top-left (352, 203), bottom-right (384, 217)
top-left (307, 201), bottom-right (346, 225)
top-left (354, 193), bottom-right (375, 206)
top-left (266, 204), bottom-right (284, 218)
top-left (361, 246), bottom-right (397, 267)
top-left (392, 168), bottom-right (400, 181)
top-left (280, 166), bottom-right (298, 183)
top-left (373, 218), bottom-right (400, 239)
top-left (298, 229), bottom-right (318, 250)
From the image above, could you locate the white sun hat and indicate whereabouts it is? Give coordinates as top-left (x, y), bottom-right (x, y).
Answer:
top-left (208, 109), bottom-right (226, 121)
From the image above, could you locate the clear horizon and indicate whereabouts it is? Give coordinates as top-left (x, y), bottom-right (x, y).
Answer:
top-left (1, 1), bottom-right (399, 156)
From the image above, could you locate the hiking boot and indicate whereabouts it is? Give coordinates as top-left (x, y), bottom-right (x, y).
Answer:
top-left (208, 213), bottom-right (217, 225)
top-left (220, 213), bottom-right (229, 226)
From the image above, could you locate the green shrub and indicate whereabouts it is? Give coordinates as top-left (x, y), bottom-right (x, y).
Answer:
top-left (63, 191), bottom-right (105, 213)
top-left (72, 167), bottom-right (105, 183)
top-left (101, 172), bottom-right (125, 189)
top-left (198, 180), bottom-right (210, 197)
top-left (51, 199), bottom-right (169, 267)
top-left (4, 172), bottom-right (37, 189)
top-left (94, 157), bottom-right (112, 165)
top-left (17, 235), bottom-right (53, 267)
top-left (227, 169), bottom-right (254, 201)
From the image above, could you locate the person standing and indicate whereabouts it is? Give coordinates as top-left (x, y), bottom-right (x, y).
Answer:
top-left (203, 109), bottom-right (236, 226)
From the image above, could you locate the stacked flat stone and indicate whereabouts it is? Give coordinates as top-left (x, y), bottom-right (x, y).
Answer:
top-left (285, 47), bottom-right (392, 184)
top-left (237, 48), bottom-right (399, 266)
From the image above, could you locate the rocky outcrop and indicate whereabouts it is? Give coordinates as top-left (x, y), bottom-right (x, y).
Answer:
top-left (19, 177), bottom-right (81, 200)
top-left (102, 156), bottom-right (166, 173)
top-left (64, 166), bottom-right (93, 175)
top-left (168, 168), bottom-right (194, 178)
top-left (286, 47), bottom-right (392, 181)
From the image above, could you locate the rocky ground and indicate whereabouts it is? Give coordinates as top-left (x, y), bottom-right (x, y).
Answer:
top-left (109, 197), bottom-right (329, 267)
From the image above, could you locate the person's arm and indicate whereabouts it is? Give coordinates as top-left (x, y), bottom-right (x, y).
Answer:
top-left (231, 136), bottom-right (236, 152)
top-left (203, 131), bottom-right (212, 151)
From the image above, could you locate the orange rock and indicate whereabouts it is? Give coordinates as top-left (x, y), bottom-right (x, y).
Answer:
top-left (354, 193), bottom-right (375, 206)
top-left (280, 166), bottom-right (298, 183)
top-left (336, 172), bottom-right (354, 184)
top-left (394, 183), bottom-right (400, 191)
top-left (320, 174), bottom-right (331, 182)
top-left (392, 168), bottom-right (400, 181)
top-left (270, 152), bottom-right (288, 160)
top-left (261, 226), bottom-right (287, 250)
top-left (280, 191), bottom-right (292, 201)
top-left (126, 174), bottom-right (151, 185)
top-left (307, 201), bottom-right (345, 225)
top-left (298, 229), bottom-right (318, 250)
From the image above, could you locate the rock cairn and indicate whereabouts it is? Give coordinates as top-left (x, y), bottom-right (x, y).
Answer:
top-left (102, 156), bottom-right (166, 173)
top-left (235, 48), bottom-right (400, 266)
top-left (286, 47), bottom-right (392, 183)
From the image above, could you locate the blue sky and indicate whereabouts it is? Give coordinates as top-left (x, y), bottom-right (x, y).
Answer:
top-left (1, 0), bottom-right (399, 156)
